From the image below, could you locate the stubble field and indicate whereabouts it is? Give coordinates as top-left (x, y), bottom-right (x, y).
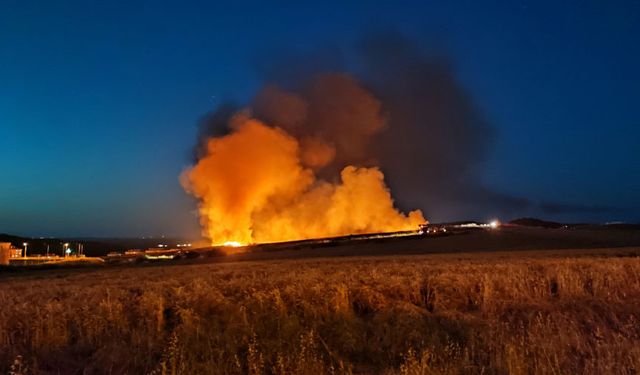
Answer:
top-left (1, 245), bottom-right (640, 374)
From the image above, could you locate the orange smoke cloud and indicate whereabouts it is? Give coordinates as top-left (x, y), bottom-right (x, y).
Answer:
top-left (181, 115), bottom-right (425, 246)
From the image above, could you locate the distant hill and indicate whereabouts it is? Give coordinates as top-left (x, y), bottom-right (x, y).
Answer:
top-left (603, 223), bottom-right (640, 230)
top-left (508, 218), bottom-right (640, 230)
top-left (0, 233), bottom-right (24, 244)
top-left (508, 218), bottom-right (566, 228)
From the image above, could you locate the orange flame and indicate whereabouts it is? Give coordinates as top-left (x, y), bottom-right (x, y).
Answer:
top-left (181, 115), bottom-right (426, 246)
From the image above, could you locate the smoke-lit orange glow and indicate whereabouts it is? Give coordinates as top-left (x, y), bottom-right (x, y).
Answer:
top-left (181, 113), bottom-right (426, 247)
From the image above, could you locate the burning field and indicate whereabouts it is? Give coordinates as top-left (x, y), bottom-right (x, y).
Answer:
top-left (180, 74), bottom-right (426, 247)
top-left (3, 0), bottom-right (639, 372)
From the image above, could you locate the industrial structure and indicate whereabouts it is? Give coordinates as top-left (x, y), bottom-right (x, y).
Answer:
top-left (0, 241), bottom-right (103, 267)
top-left (0, 242), bottom-right (23, 265)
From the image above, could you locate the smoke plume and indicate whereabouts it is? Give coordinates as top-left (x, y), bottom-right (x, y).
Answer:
top-left (250, 31), bottom-right (530, 220)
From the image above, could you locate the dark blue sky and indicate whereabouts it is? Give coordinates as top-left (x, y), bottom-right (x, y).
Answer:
top-left (1, 0), bottom-right (639, 237)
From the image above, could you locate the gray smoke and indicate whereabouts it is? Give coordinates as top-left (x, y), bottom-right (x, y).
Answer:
top-left (353, 32), bottom-right (528, 220)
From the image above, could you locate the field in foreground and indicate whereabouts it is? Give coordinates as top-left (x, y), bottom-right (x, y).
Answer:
top-left (1, 250), bottom-right (640, 374)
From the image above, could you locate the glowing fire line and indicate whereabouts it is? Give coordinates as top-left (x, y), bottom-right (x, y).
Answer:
top-left (219, 241), bottom-right (244, 247)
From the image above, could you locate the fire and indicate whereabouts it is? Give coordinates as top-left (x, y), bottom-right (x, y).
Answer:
top-left (181, 75), bottom-right (425, 246)
top-left (221, 241), bottom-right (244, 247)
top-left (182, 116), bottom-right (425, 246)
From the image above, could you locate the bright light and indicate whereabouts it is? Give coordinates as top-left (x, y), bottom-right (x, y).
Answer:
top-left (222, 241), bottom-right (243, 247)
top-left (489, 220), bottom-right (500, 229)
top-left (22, 242), bottom-right (28, 246)
top-left (65, 249), bottom-right (71, 254)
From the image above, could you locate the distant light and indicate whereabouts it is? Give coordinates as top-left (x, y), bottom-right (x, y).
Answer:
top-left (23, 242), bottom-right (27, 246)
top-left (489, 220), bottom-right (500, 229)
top-left (65, 249), bottom-right (71, 254)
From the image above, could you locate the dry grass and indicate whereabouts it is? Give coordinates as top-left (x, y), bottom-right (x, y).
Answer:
top-left (1, 253), bottom-right (640, 374)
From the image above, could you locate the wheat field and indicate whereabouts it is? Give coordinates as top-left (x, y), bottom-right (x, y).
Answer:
top-left (1, 252), bottom-right (639, 374)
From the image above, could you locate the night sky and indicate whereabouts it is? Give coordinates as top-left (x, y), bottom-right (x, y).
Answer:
top-left (1, 0), bottom-right (639, 238)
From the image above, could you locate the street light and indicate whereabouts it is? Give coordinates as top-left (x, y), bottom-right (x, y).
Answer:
top-left (22, 242), bottom-right (28, 258)
top-left (63, 243), bottom-right (69, 258)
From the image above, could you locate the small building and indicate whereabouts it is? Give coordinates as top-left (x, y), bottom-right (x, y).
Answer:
top-left (0, 243), bottom-right (10, 265)
top-left (0, 243), bottom-right (20, 265)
